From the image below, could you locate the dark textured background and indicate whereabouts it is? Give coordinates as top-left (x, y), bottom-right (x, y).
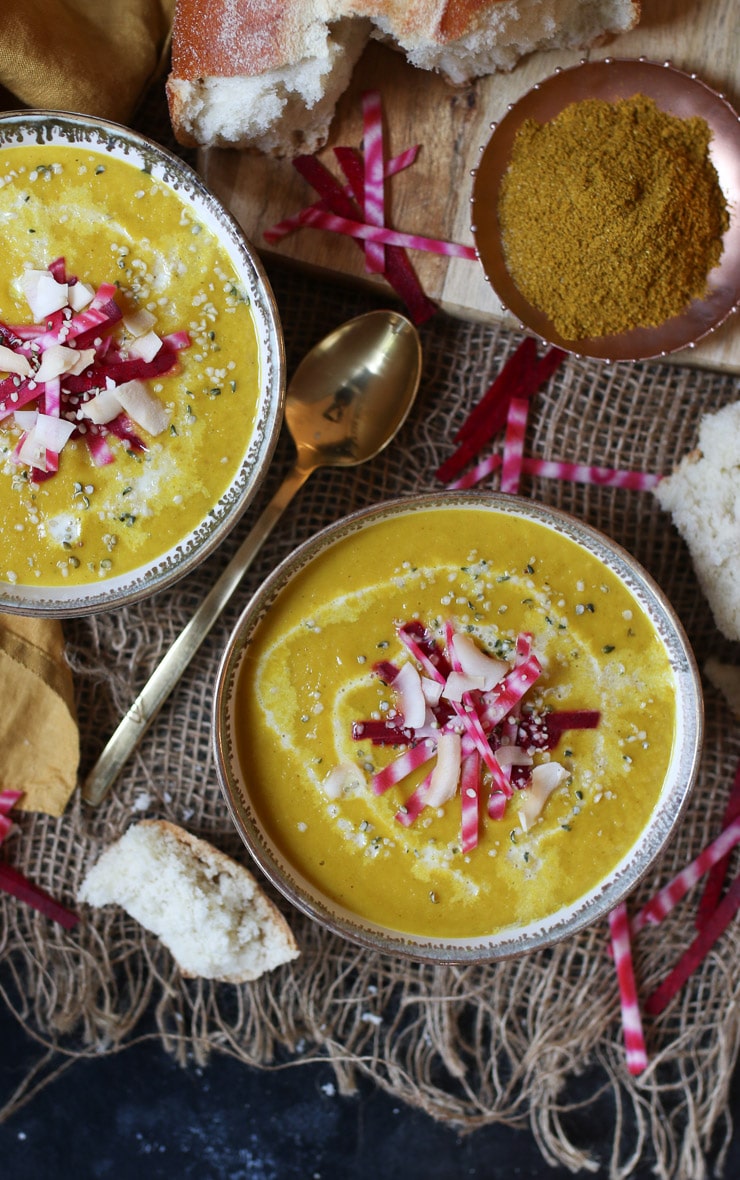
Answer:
top-left (3, 1004), bottom-right (739, 1179)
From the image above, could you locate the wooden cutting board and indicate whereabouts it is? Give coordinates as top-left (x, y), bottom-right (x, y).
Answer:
top-left (200, 0), bottom-right (740, 373)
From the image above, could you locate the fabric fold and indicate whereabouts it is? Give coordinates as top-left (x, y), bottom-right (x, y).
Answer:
top-left (0, 615), bottom-right (79, 816)
top-left (0, 1), bottom-right (174, 124)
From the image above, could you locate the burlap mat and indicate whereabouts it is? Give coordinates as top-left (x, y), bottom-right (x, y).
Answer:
top-left (2, 87), bottom-right (740, 1180)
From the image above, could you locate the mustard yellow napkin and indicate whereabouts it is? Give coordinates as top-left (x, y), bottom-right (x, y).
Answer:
top-left (0, 0), bottom-right (174, 123)
top-left (0, 615), bottom-right (79, 816)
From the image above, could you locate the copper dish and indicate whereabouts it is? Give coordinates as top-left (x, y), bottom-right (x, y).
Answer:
top-left (471, 58), bottom-right (740, 363)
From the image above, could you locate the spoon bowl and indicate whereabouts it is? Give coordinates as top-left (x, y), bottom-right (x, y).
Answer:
top-left (286, 311), bottom-right (422, 472)
top-left (83, 309), bottom-right (422, 806)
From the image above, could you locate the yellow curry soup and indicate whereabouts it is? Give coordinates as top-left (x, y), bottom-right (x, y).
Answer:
top-left (0, 145), bottom-right (260, 587)
top-left (233, 506), bottom-right (677, 940)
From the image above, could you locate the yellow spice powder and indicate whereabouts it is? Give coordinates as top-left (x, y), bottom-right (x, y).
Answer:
top-left (498, 94), bottom-right (729, 340)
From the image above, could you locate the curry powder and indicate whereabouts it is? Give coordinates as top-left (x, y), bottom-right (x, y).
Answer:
top-left (498, 94), bottom-right (729, 340)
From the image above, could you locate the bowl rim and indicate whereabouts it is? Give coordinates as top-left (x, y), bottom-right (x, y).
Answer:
top-left (213, 491), bottom-right (703, 964)
top-left (0, 108), bottom-right (285, 618)
top-left (470, 57), bottom-right (740, 363)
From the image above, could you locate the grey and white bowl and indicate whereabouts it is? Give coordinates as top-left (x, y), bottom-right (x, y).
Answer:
top-left (0, 110), bottom-right (284, 617)
top-left (214, 492), bottom-right (702, 964)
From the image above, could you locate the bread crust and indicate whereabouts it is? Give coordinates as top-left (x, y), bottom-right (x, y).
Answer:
top-left (79, 819), bottom-right (300, 983)
top-left (167, 0), bottom-right (642, 151)
top-left (141, 819), bottom-right (299, 980)
top-left (170, 0), bottom-right (641, 79)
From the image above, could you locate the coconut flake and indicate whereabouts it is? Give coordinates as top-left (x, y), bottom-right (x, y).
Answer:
top-left (451, 632), bottom-right (508, 690)
top-left (34, 413), bottom-right (76, 452)
top-left (420, 676), bottom-right (443, 707)
top-left (16, 426), bottom-right (47, 470)
top-left (442, 669), bottom-right (486, 702)
top-left (123, 308), bottom-right (157, 337)
top-left (68, 347), bottom-right (96, 375)
top-left (128, 330), bottom-right (162, 363)
top-left (424, 731), bottom-right (462, 808)
top-left (20, 269), bottom-right (69, 320)
top-left (394, 661), bottom-right (427, 729)
top-left (67, 281), bottom-right (95, 312)
top-left (0, 344), bottom-right (33, 378)
top-left (519, 762), bottom-right (569, 831)
top-left (496, 744), bottom-right (533, 769)
top-left (13, 409), bottom-right (38, 431)
top-left (79, 387), bottom-right (123, 425)
top-left (35, 344), bottom-right (86, 383)
top-left (112, 378), bottom-right (170, 435)
top-left (322, 762), bottom-right (365, 800)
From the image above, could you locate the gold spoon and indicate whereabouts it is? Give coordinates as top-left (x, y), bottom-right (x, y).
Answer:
top-left (83, 309), bottom-right (423, 806)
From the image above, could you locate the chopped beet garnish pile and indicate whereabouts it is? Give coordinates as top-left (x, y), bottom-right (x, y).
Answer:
top-left (0, 259), bottom-right (189, 482)
top-left (346, 619), bottom-right (600, 854)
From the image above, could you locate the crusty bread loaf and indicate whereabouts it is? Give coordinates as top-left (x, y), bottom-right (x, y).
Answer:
top-left (166, 0), bottom-right (641, 154)
top-left (653, 401), bottom-right (740, 644)
top-left (78, 820), bottom-right (299, 982)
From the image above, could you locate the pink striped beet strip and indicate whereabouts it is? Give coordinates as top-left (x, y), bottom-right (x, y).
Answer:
top-left (296, 206), bottom-right (476, 259)
top-left (478, 655), bottom-right (542, 733)
top-left (447, 453), bottom-right (661, 493)
top-left (446, 454), bottom-right (499, 490)
top-left (85, 432), bottom-right (116, 467)
top-left (371, 740), bottom-right (435, 795)
top-left (460, 751), bottom-right (481, 853)
top-left (0, 788), bottom-right (78, 928)
top-left (0, 790), bottom-right (24, 816)
top-left (500, 396), bottom-right (529, 495)
top-left (631, 814), bottom-right (740, 935)
top-left (0, 862), bottom-right (79, 930)
top-left (43, 375), bottom-right (61, 417)
top-left (608, 902), bottom-right (648, 1075)
top-left (0, 790), bottom-right (22, 845)
top-left (395, 770), bottom-right (434, 827)
top-left (449, 698), bottom-right (504, 783)
top-left (526, 459), bottom-right (661, 491)
top-left (488, 790), bottom-right (508, 820)
top-left (644, 873), bottom-right (740, 1017)
top-left (696, 758), bottom-right (740, 929)
top-left (332, 146), bottom-right (436, 324)
top-left (454, 339), bottom-right (538, 444)
top-left (361, 90), bottom-right (386, 274)
top-left (397, 623), bottom-right (448, 684)
top-left (435, 344), bottom-right (564, 483)
top-left (545, 711), bottom-right (600, 748)
top-left (442, 620), bottom-right (504, 782)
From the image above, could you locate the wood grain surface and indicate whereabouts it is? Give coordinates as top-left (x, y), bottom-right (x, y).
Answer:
top-left (199, 0), bottom-right (740, 372)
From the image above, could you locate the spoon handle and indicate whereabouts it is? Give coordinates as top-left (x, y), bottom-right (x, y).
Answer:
top-left (82, 463), bottom-right (311, 807)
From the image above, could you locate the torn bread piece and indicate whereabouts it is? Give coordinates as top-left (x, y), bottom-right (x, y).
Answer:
top-left (654, 400), bottom-right (740, 643)
top-left (78, 820), bottom-right (299, 982)
top-left (167, 0), bottom-right (641, 154)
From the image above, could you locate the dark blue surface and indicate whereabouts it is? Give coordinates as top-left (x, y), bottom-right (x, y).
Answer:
top-left (2, 995), bottom-right (739, 1180)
